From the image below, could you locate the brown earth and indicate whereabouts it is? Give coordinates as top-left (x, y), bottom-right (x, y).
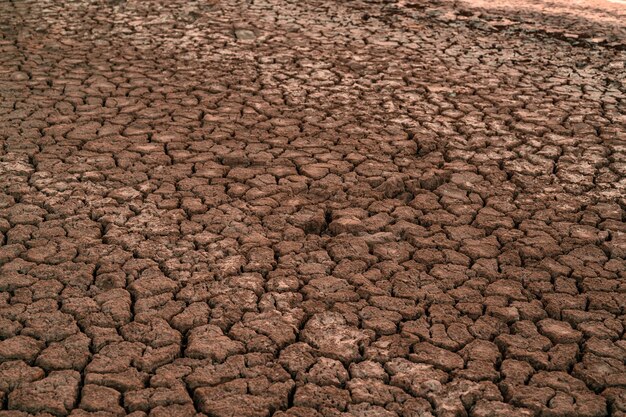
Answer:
top-left (0, 0), bottom-right (625, 416)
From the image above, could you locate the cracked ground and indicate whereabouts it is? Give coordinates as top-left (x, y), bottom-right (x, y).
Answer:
top-left (0, 0), bottom-right (625, 416)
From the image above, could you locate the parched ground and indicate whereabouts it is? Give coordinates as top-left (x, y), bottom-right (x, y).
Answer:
top-left (0, 0), bottom-right (625, 416)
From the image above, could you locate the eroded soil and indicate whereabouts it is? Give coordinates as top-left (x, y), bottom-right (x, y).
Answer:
top-left (0, 0), bottom-right (625, 416)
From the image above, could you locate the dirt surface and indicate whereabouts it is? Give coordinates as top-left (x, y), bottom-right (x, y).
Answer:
top-left (0, 0), bottom-right (625, 416)
top-left (458, 0), bottom-right (626, 27)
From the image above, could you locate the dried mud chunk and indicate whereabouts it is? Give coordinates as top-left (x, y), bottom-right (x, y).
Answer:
top-left (170, 301), bottom-right (210, 333)
top-left (120, 318), bottom-right (182, 348)
top-left (545, 391), bottom-right (607, 417)
top-left (326, 237), bottom-right (374, 264)
top-left (8, 370), bottom-right (80, 416)
top-left (506, 384), bottom-right (555, 413)
top-left (485, 280), bottom-right (526, 301)
top-left (537, 318), bottom-right (583, 344)
top-left (85, 326), bottom-right (124, 352)
top-left (360, 306), bottom-right (401, 336)
top-left (471, 400), bottom-right (534, 417)
top-left (149, 404), bottom-right (197, 417)
top-left (362, 213), bottom-right (394, 232)
top-left (149, 362), bottom-right (193, 388)
top-left (0, 335), bottom-right (44, 362)
top-left (278, 342), bottom-right (316, 374)
top-left (410, 342), bottom-right (464, 371)
top-left (475, 209), bottom-right (515, 230)
top-left (501, 359), bottom-right (535, 386)
top-left (62, 296), bottom-right (99, 319)
top-left (36, 332), bottom-right (91, 371)
top-left (186, 324), bottom-right (245, 361)
top-left (134, 294), bottom-right (184, 324)
top-left (244, 246), bottom-right (276, 273)
top-left (584, 337), bottom-right (626, 360)
top-left (396, 397), bottom-right (434, 416)
top-left (487, 305), bottom-right (520, 324)
top-left (128, 269), bottom-right (178, 298)
top-left (372, 241), bottom-right (412, 263)
top-left (347, 378), bottom-right (409, 406)
top-left (455, 360), bottom-right (500, 382)
top-left (207, 291), bottom-right (257, 327)
top-left (529, 371), bottom-right (589, 393)
top-left (79, 384), bottom-right (124, 415)
top-left (376, 175), bottom-right (406, 198)
top-left (0, 409), bottom-right (30, 417)
top-left (543, 294), bottom-right (587, 319)
top-left (506, 371), bottom-right (608, 417)
top-left (459, 340), bottom-right (501, 364)
top-left (290, 210), bottom-right (327, 235)
top-left (273, 407), bottom-right (322, 417)
top-left (460, 236), bottom-right (501, 260)
top-left (195, 378), bottom-right (293, 417)
top-left (301, 312), bottom-right (371, 363)
top-left (428, 305), bottom-right (461, 327)
top-left (578, 319), bottom-right (622, 340)
top-left (242, 361), bottom-right (293, 384)
top-left (364, 334), bottom-right (412, 362)
top-left (602, 388), bottom-right (626, 415)
top-left (235, 310), bottom-right (300, 350)
top-left (512, 300), bottom-right (547, 322)
top-left (605, 233), bottom-right (626, 258)
top-left (293, 383), bottom-right (351, 411)
top-left (0, 271), bottom-right (36, 292)
top-left (124, 384), bottom-right (191, 412)
top-left (0, 244), bottom-right (25, 264)
top-left (133, 343), bottom-right (180, 373)
top-left (495, 322), bottom-right (552, 368)
top-left (385, 358), bottom-right (448, 397)
top-left (89, 289), bottom-right (132, 327)
top-left (184, 355), bottom-right (245, 389)
top-left (429, 380), bottom-right (502, 416)
top-left (176, 280), bottom-right (222, 304)
top-left (5, 203), bottom-right (46, 225)
top-left (21, 311), bottom-right (79, 342)
top-left (0, 317), bottom-right (22, 338)
top-left (587, 291), bottom-right (623, 315)
top-left (369, 296), bottom-right (422, 320)
top-left (573, 353), bottom-right (626, 391)
top-left (504, 159), bottom-right (552, 177)
top-left (349, 360), bottom-right (388, 381)
top-left (0, 360), bottom-right (45, 392)
top-left (428, 264), bottom-right (469, 289)
top-left (86, 341), bottom-right (145, 373)
top-left (300, 163), bottom-right (330, 180)
top-left (302, 358), bottom-right (349, 387)
top-left (349, 404), bottom-right (399, 417)
top-left (409, 192), bottom-right (441, 211)
top-left (329, 216), bottom-right (365, 235)
top-left (302, 276), bottom-right (359, 303)
top-left (214, 255), bottom-right (247, 278)
top-left (31, 279), bottom-right (64, 300)
top-left (547, 343), bottom-right (579, 371)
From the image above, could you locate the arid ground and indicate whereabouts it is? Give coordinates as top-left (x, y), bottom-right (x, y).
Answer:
top-left (0, 0), bottom-right (625, 416)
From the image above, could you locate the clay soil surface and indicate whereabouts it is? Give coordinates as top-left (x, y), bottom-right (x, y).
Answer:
top-left (0, 0), bottom-right (625, 416)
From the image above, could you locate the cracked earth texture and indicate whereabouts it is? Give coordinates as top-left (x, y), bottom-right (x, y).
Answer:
top-left (0, 0), bottom-right (625, 416)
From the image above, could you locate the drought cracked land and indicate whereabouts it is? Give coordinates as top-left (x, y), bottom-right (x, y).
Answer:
top-left (0, 0), bottom-right (625, 416)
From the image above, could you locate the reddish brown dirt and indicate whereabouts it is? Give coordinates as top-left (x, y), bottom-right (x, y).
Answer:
top-left (0, 0), bottom-right (625, 416)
